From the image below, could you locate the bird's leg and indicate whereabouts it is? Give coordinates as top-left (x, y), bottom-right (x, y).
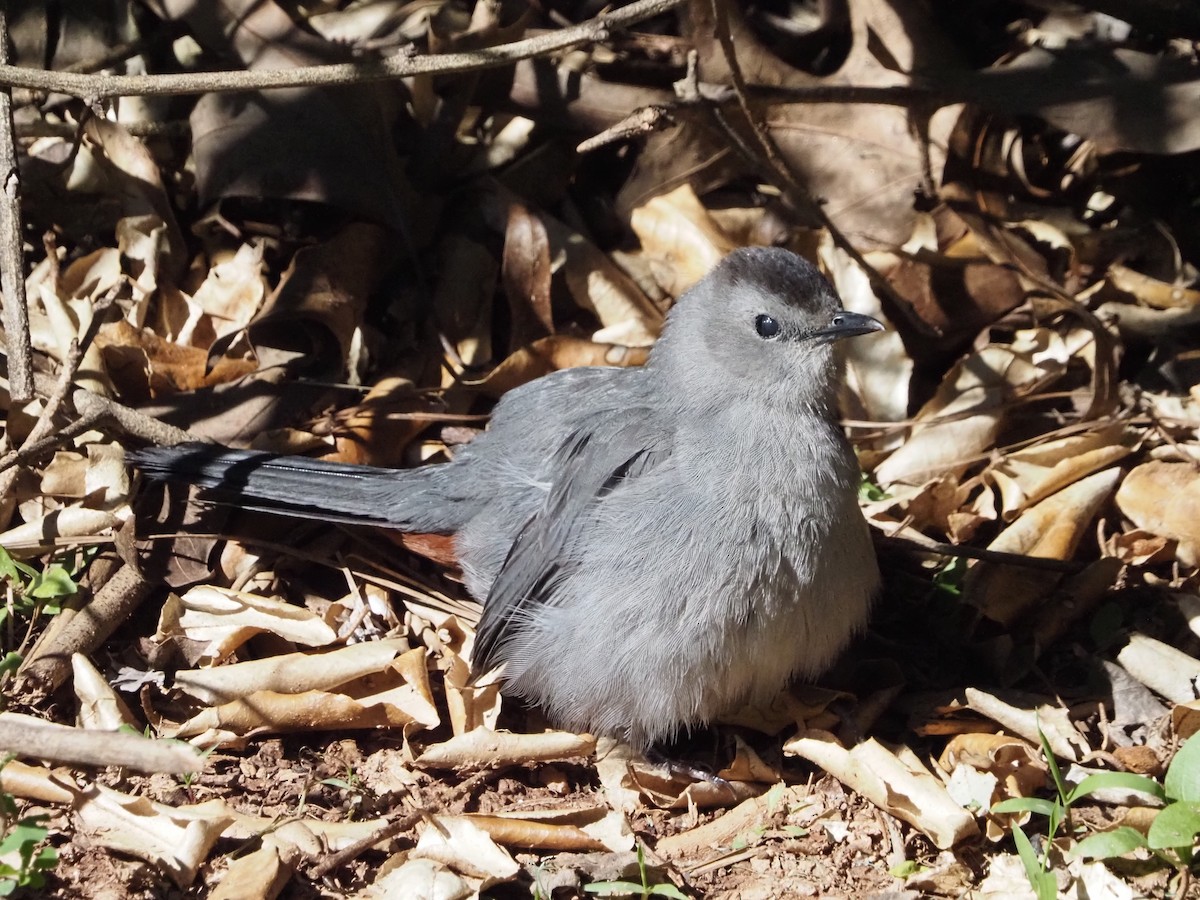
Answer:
top-left (644, 726), bottom-right (737, 795)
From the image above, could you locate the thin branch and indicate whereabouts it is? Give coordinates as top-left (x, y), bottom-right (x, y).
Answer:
top-left (876, 533), bottom-right (1085, 573)
top-left (0, 718), bottom-right (202, 774)
top-left (0, 5), bottom-right (31, 402)
top-left (309, 767), bottom-right (503, 878)
top-left (0, 284), bottom-right (119, 475)
top-left (0, 0), bottom-right (686, 100)
top-left (0, 334), bottom-right (85, 498)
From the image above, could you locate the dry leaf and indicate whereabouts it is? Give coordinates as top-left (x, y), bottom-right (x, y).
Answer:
top-left (173, 639), bottom-right (413, 704)
top-left (417, 728), bottom-right (596, 769)
top-left (73, 654), bottom-right (138, 731)
top-left (74, 787), bottom-right (232, 888)
top-left (968, 468), bottom-right (1120, 625)
top-left (785, 732), bottom-right (979, 849)
top-left (963, 688), bottom-right (1089, 762)
top-left (1115, 460), bottom-right (1200, 566)
top-left (156, 584), bottom-right (339, 665)
top-left (411, 815), bottom-right (520, 886)
top-left (875, 345), bottom-right (1043, 485)
top-left (986, 424), bottom-right (1133, 519)
top-left (630, 184), bottom-right (735, 296)
top-left (1116, 634), bottom-right (1200, 704)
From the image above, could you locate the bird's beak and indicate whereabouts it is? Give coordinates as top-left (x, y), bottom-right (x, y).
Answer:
top-left (811, 311), bottom-right (885, 341)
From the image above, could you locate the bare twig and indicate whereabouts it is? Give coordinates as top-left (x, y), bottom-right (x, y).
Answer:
top-left (18, 562), bottom-right (153, 693)
top-left (0, 6), bottom-right (31, 402)
top-left (577, 105), bottom-right (673, 153)
top-left (0, 0), bottom-right (685, 100)
top-left (0, 288), bottom-right (139, 473)
top-left (21, 365), bottom-right (193, 447)
top-left (68, 387), bottom-right (194, 446)
top-left (309, 767), bottom-right (502, 878)
top-left (0, 335), bottom-right (86, 496)
top-left (0, 716), bottom-right (203, 774)
top-left (875, 532), bottom-right (1085, 573)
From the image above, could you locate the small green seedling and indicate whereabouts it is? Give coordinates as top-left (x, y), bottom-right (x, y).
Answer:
top-left (858, 473), bottom-right (888, 502)
top-left (1069, 732), bottom-right (1200, 874)
top-left (583, 843), bottom-right (688, 899)
top-left (0, 776), bottom-right (57, 895)
top-left (992, 725), bottom-right (1174, 897)
top-left (0, 545), bottom-right (80, 651)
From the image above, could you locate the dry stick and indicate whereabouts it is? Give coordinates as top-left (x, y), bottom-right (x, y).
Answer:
top-left (0, 290), bottom-right (128, 474)
top-left (18, 561), bottom-right (153, 693)
top-left (68, 388), bottom-right (193, 445)
top-left (27, 364), bottom-right (193, 445)
top-left (875, 533), bottom-right (1084, 573)
top-left (310, 767), bottom-right (502, 879)
top-left (0, 6), bottom-right (31, 402)
top-left (0, 718), bottom-right (202, 774)
top-left (0, 0), bottom-right (686, 100)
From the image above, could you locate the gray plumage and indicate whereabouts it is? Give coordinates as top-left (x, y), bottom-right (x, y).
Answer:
top-left (131, 247), bottom-right (884, 748)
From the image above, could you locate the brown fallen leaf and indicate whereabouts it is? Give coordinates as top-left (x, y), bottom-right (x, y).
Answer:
top-left (963, 688), bottom-right (1089, 763)
top-left (985, 424), bottom-right (1134, 519)
top-left (656, 784), bottom-right (804, 857)
top-left (417, 727), bottom-right (596, 770)
top-left (155, 584), bottom-right (339, 665)
top-left (411, 814), bottom-right (520, 886)
top-left (473, 336), bottom-right (650, 398)
top-left (501, 202), bottom-right (554, 347)
top-left (630, 184), bottom-right (735, 297)
top-left (1115, 460), bottom-right (1200, 566)
top-left (785, 731), bottom-right (979, 850)
top-left (458, 815), bottom-right (606, 852)
top-left (967, 468), bottom-right (1120, 626)
top-left (74, 787), bottom-right (232, 888)
top-left (172, 639), bottom-right (415, 704)
top-left (1116, 634), bottom-right (1200, 705)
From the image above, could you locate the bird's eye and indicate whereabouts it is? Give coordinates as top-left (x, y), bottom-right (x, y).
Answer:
top-left (755, 314), bottom-right (780, 338)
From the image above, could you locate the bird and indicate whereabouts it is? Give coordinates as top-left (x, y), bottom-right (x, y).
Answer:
top-left (130, 246), bottom-right (884, 749)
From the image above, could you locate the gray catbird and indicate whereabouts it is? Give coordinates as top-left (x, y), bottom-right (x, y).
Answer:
top-left (131, 247), bottom-right (884, 748)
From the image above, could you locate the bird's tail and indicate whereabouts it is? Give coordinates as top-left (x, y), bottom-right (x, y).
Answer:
top-left (129, 443), bottom-right (446, 529)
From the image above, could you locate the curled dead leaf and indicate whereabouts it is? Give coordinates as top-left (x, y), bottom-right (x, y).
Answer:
top-left (1115, 460), bottom-right (1200, 566)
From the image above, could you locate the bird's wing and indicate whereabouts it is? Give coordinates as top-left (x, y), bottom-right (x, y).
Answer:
top-left (470, 407), bottom-right (673, 677)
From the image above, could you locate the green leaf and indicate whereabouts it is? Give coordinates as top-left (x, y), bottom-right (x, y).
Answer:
top-left (27, 565), bottom-right (77, 601)
top-left (889, 860), bottom-right (927, 878)
top-left (1068, 826), bottom-right (1148, 861)
top-left (931, 557), bottom-right (966, 598)
top-left (1011, 826), bottom-right (1056, 900)
top-left (992, 797), bottom-right (1060, 818)
top-left (1165, 736), bottom-right (1200, 803)
top-left (858, 474), bottom-right (888, 502)
top-left (1148, 800), bottom-right (1200, 851)
top-left (1067, 772), bottom-right (1166, 804)
top-left (1037, 727), bottom-right (1069, 807)
top-left (0, 819), bottom-right (48, 856)
top-left (763, 782), bottom-right (786, 813)
top-left (0, 547), bottom-right (21, 586)
top-left (0, 654), bottom-right (21, 679)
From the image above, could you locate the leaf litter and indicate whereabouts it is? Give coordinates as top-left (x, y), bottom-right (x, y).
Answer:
top-left (2, 0), bottom-right (1200, 897)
